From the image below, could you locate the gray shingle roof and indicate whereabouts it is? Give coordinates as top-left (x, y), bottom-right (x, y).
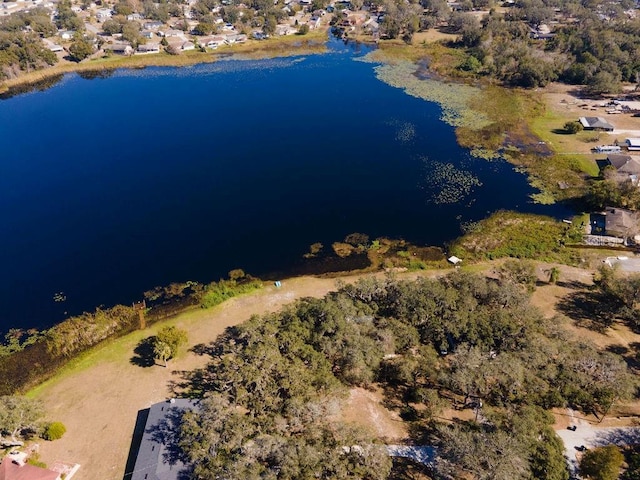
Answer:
top-left (130, 399), bottom-right (198, 480)
top-left (579, 117), bottom-right (614, 130)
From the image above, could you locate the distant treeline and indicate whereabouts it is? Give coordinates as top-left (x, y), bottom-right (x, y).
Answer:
top-left (0, 270), bottom-right (262, 395)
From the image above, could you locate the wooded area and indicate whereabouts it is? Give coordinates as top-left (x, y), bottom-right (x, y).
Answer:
top-left (175, 270), bottom-right (637, 479)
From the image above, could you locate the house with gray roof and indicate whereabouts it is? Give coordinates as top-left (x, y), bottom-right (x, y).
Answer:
top-left (606, 154), bottom-right (640, 184)
top-left (129, 399), bottom-right (198, 480)
top-left (603, 207), bottom-right (639, 241)
top-left (579, 116), bottom-right (615, 131)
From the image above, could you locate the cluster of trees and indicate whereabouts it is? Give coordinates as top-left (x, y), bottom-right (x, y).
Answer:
top-left (437, 406), bottom-right (568, 480)
top-left (176, 271), bottom-right (636, 479)
top-left (416, 0), bottom-right (640, 90)
top-left (594, 265), bottom-right (640, 330)
top-left (0, 8), bottom-right (58, 79)
top-left (588, 171), bottom-right (640, 211)
top-left (580, 445), bottom-right (625, 480)
top-left (0, 396), bottom-right (65, 447)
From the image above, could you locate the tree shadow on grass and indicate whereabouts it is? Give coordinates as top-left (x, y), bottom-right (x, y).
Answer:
top-left (130, 336), bottom-right (157, 367)
top-left (556, 289), bottom-right (617, 333)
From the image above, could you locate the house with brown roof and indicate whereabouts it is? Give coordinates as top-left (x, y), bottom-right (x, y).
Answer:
top-left (0, 456), bottom-right (61, 480)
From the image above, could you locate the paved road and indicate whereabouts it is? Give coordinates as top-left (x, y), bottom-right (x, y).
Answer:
top-left (556, 410), bottom-right (640, 478)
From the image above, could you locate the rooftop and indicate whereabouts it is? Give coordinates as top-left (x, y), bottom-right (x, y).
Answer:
top-left (130, 399), bottom-right (198, 480)
top-left (0, 457), bottom-right (60, 480)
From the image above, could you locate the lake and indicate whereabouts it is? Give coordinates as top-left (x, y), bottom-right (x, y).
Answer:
top-left (0, 37), bottom-right (570, 332)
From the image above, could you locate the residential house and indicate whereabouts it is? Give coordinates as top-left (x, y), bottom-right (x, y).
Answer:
top-left (224, 33), bottom-right (247, 44)
top-left (308, 16), bottom-right (322, 28)
top-left (1, 3), bottom-right (20, 16)
top-left (61, 30), bottom-right (77, 40)
top-left (199, 35), bottom-right (225, 48)
top-left (275, 24), bottom-right (297, 35)
top-left (107, 43), bottom-right (134, 55)
top-left (96, 7), bottom-right (113, 20)
top-left (605, 153), bottom-right (640, 184)
top-left (43, 39), bottom-right (64, 52)
top-left (363, 17), bottom-right (379, 33)
top-left (163, 29), bottom-right (185, 38)
top-left (136, 42), bottom-right (160, 54)
top-left (626, 138), bottom-right (640, 152)
top-left (578, 116), bottom-right (615, 131)
top-left (181, 41), bottom-right (195, 51)
top-left (141, 30), bottom-right (155, 39)
top-left (0, 456), bottom-right (61, 480)
top-left (603, 207), bottom-right (639, 241)
top-left (127, 12), bottom-right (142, 21)
top-left (129, 399), bottom-right (198, 480)
top-left (144, 21), bottom-right (164, 30)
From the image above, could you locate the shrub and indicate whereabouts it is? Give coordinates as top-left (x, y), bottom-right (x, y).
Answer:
top-left (564, 121), bottom-right (583, 134)
top-left (27, 453), bottom-right (47, 468)
top-left (43, 421), bottom-right (66, 440)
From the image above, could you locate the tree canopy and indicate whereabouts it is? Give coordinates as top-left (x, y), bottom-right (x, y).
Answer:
top-left (0, 396), bottom-right (43, 446)
top-left (175, 272), bottom-right (635, 479)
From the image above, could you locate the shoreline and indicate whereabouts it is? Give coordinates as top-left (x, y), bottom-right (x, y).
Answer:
top-left (0, 29), bottom-right (330, 95)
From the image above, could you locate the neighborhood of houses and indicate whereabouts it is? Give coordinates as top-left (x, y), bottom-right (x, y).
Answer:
top-left (1, 0), bottom-right (336, 57)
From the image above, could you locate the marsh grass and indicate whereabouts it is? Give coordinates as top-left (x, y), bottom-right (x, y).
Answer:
top-left (449, 211), bottom-right (582, 263)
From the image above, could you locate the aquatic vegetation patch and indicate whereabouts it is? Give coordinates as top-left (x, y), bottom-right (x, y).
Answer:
top-left (386, 118), bottom-right (417, 143)
top-left (359, 55), bottom-right (490, 131)
top-left (421, 159), bottom-right (482, 205)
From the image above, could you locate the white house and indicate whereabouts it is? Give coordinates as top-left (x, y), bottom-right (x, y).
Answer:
top-left (200, 35), bottom-right (225, 48)
top-left (96, 7), bottom-right (112, 20)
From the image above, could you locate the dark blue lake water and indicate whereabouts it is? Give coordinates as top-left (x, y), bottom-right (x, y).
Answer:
top-left (0, 39), bottom-right (570, 332)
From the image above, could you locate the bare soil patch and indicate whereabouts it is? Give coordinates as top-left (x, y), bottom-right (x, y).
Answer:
top-left (342, 387), bottom-right (409, 442)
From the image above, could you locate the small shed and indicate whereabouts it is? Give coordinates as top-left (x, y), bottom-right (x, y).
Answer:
top-left (448, 256), bottom-right (462, 265)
